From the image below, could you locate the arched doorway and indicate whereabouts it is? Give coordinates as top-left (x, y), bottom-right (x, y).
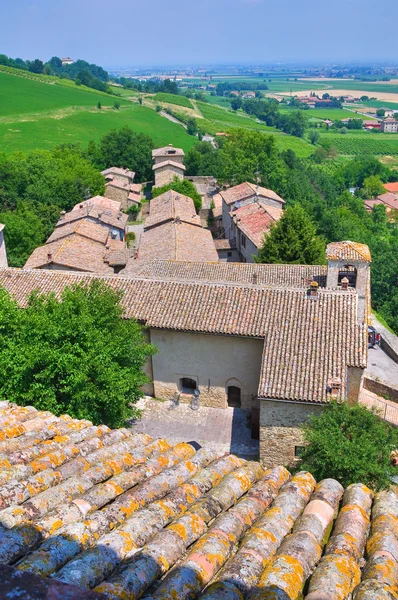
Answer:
top-left (227, 386), bottom-right (241, 408)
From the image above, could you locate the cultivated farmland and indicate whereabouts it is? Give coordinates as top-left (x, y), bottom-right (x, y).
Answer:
top-left (154, 93), bottom-right (193, 108)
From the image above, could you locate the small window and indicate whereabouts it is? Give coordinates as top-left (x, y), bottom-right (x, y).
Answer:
top-left (241, 234), bottom-right (246, 249)
top-left (227, 251), bottom-right (232, 257)
top-left (179, 377), bottom-right (197, 394)
top-left (295, 446), bottom-right (306, 458)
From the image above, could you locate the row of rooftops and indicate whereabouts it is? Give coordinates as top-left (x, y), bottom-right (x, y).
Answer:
top-left (0, 401), bottom-right (394, 599)
top-left (0, 246), bottom-right (370, 404)
top-left (24, 196), bottom-right (128, 274)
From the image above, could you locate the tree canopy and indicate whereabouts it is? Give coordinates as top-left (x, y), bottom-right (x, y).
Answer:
top-left (88, 126), bottom-right (154, 182)
top-left (300, 401), bottom-right (398, 491)
top-left (0, 282), bottom-right (155, 428)
top-left (256, 205), bottom-right (326, 265)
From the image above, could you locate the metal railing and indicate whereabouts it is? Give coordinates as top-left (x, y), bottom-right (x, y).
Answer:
top-left (360, 390), bottom-right (398, 426)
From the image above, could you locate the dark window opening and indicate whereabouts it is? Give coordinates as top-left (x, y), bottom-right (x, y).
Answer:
top-left (179, 378), bottom-right (197, 394)
top-left (227, 386), bottom-right (241, 408)
top-left (338, 265), bottom-right (357, 288)
top-left (241, 234), bottom-right (246, 249)
top-left (227, 251), bottom-right (232, 257)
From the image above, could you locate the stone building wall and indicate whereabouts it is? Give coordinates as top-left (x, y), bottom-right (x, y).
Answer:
top-left (154, 166), bottom-right (184, 188)
top-left (105, 184), bottom-right (129, 210)
top-left (0, 226), bottom-right (7, 268)
top-left (259, 399), bottom-right (325, 467)
top-left (149, 329), bottom-right (263, 409)
top-left (154, 154), bottom-right (184, 166)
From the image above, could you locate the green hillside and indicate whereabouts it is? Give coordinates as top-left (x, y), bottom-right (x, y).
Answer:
top-left (0, 71), bottom-right (198, 153)
top-left (0, 71), bottom-right (122, 116)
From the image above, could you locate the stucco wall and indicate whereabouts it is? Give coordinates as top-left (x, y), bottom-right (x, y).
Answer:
top-left (150, 329), bottom-right (264, 410)
top-left (239, 234), bottom-right (258, 263)
top-left (154, 166), bottom-right (184, 188)
top-left (154, 155), bottom-right (184, 166)
top-left (259, 399), bottom-right (325, 467)
top-left (0, 228), bottom-right (7, 268)
top-left (217, 249), bottom-right (241, 262)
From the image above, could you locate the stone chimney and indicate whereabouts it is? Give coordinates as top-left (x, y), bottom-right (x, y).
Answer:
top-left (309, 280), bottom-right (319, 298)
top-left (328, 377), bottom-right (342, 398)
top-left (0, 224), bottom-right (8, 268)
top-left (252, 272), bottom-right (258, 285)
top-left (341, 277), bottom-right (349, 291)
top-left (47, 252), bottom-right (52, 262)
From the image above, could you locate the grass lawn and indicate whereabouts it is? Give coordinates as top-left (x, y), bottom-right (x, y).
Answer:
top-left (0, 71), bottom-right (125, 117)
top-left (0, 104), bottom-right (198, 153)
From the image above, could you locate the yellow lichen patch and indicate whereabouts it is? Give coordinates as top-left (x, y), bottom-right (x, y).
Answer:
top-left (105, 482), bottom-right (125, 496)
top-left (0, 458), bottom-right (11, 468)
top-left (120, 501), bottom-right (140, 518)
top-left (49, 519), bottom-right (64, 535)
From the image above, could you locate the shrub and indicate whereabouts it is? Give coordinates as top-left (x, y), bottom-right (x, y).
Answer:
top-left (300, 401), bottom-right (398, 490)
top-left (126, 203), bottom-right (140, 220)
top-left (125, 231), bottom-right (136, 247)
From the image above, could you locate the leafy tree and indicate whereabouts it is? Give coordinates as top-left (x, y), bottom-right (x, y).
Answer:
top-left (0, 281), bottom-right (155, 428)
top-left (256, 205), bottom-right (325, 265)
top-left (308, 129), bottom-right (320, 145)
top-left (185, 142), bottom-right (223, 179)
top-left (0, 204), bottom-right (45, 267)
top-left (114, 101), bottom-right (120, 110)
top-left (97, 102), bottom-right (102, 109)
top-left (152, 177), bottom-right (202, 212)
top-left (376, 109), bottom-right (385, 117)
top-left (300, 401), bottom-right (398, 490)
top-left (231, 97), bottom-right (242, 111)
top-left (94, 126), bottom-right (154, 181)
top-left (28, 59), bottom-right (44, 74)
top-left (362, 175), bottom-right (385, 198)
top-left (186, 118), bottom-right (198, 136)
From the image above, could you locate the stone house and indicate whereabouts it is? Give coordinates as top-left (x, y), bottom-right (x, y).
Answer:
top-left (102, 167), bottom-right (142, 210)
top-left (11, 240), bottom-right (370, 466)
top-left (381, 117), bottom-right (398, 133)
top-left (152, 145), bottom-right (185, 187)
top-left (214, 239), bottom-right (240, 262)
top-left (0, 224), bottom-right (7, 268)
top-left (23, 197), bottom-right (128, 274)
top-left (219, 182), bottom-right (285, 252)
top-left (231, 202), bottom-right (283, 263)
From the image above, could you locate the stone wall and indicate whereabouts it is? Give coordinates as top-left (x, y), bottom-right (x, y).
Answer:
top-left (105, 184), bottom-right (129, 210)
top-left (154, 166), bottom-right (184, 188)
top-left (150, 329), bottom-right (263, 410)
top-left (259, 399), bottom-right (325, 467)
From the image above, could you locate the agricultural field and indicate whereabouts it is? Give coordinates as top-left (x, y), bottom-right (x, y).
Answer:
top-left (0, 71), bottom-right (123, 117)
top-left (361, 99), bottom-right (398, 110)
top-left (280, 107), bottom-right (375, 121)
top-left (318, 133), bottom-right (398, 156)
top-left (303, 79), bottom-right (398, 95)
top-left (154, 93), bottom-right (193, 108)
top-left (197, 101), bottom-right (275, 131)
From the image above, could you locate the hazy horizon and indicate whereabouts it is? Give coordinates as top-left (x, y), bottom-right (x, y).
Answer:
top-left (2, 0), bottom-right (398, 68)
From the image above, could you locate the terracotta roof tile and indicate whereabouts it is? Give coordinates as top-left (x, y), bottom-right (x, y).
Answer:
top-left (152, 145), bottom-right (185, 157)
top-left (384, 182), bottom-right (398, 193)
top-left (71, 196), bottom-right (121, 213)
top-left (23, 238), bottom-right (114, 274)
top-left (152, 160), bottom-right (186, 171)
top-left (326, 241), bottom-right (372, 263)
top-left (46, 220), bottom-right (109, 245)
top-left (59, 201), bottom-right (127, 232)
top-left (221, 182), bottom-right (285, 206)
top-left (101, 167), bottom-right (135, 180)
top-left (0, 401), bottom-right (391, 599)
top-left (377, 192), bottom-right (398, 210)
top-left (214, 238), bottom-right (236, 250)
top-left (125, 259), bottom-right (328, 287)
top-left (232, 202), bottom-right (281, 248)
top-left (145, 190), bottom-right (201, 229)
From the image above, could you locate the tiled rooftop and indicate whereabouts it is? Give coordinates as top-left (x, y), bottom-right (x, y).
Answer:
top-left (101, 167), bottom-right (135, 180)
top-left (0, 401), bottom-right (395, 600)
top-left (152, 160), bottom-right (186, 172)
top-left (220, 182), bottom-right (285, 206)
top-left (152, 145), bottom-right (185, 157)
top-left (126, 259), bottom-right (328, 287)
top-left (145, 190), bottom-right (202, 229)
top-left (384, 182), bottom-right (398, 193)
top-left (0, 268), bottom-right (366, 402)
top-left (61, 199), bottom-right (127, 231)
top-left (232, 202), bottom-right (282, 248)
top-left (71, 196), bottom-right (122, 214)
top-left (326, 241), bottom-right (372, 263)
top-left (46, 219), bottom-right (109, 245)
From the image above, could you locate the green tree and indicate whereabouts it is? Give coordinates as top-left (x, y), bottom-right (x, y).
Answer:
top-left (97, 102), bottom-right (102, 109)
top-left (0, 281), bottom-right (155, 428)
top-left (255, 205), bottom-right (325, 265)
top-left (308, 129), bottom-right (320, 145)
top-left (114, 101), bottom-right (120, 110)
top-left (231, 97), bottom-right (242, 111)
top-left (376, 109), bottom-right (385, 117)
top-left (152, 177), bottom-right (202, 212)
top-left (95, 126), bottom-right (154, 181)
top-left (300, 401), bottom-right (398, 490)
top-left (362, 175), bottom-right (385, 198)
top-left (28, 59), bottom-right (44, 74)
top-left (0, 204), bottom-right (45, 267)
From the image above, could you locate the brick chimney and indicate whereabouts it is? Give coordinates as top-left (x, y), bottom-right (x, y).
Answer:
top-left (309, 280), bottom-right (319, 298)
top-left (328, 377), bottom-right (342, 398)
top-left (341, 277), bottom-right (349, 290)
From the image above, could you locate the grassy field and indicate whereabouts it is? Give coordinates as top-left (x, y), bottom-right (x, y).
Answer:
top-left (197, 102), bottom-right (275, 130)
top-left (0, 71), bottom-right (124, 117)
top-left (304, 79), bottom-right (398, 95)
top-left (362, 99), bottom-right (398, 110)
top-left (280, 107), bottom-right (375, 121)
top-left (154, 93), bottom-right (193, 108)
top-left (0, 104), bottom-right (198, 153)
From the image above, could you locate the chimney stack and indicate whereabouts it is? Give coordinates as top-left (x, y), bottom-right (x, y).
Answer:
top-left (328, 377), bottom-right (342, 398)
top-left (47, 252), bottom-right (52, 262)
top-left (252, 272), bottom-right (258, 285)
top-left (309, 280), bottom-right (319, 298)
top-left (341, 277), bottom-right (349, 291)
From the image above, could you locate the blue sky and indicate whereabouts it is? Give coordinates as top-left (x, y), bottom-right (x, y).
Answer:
top-left (1, 0), bottom-right (397, 67)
